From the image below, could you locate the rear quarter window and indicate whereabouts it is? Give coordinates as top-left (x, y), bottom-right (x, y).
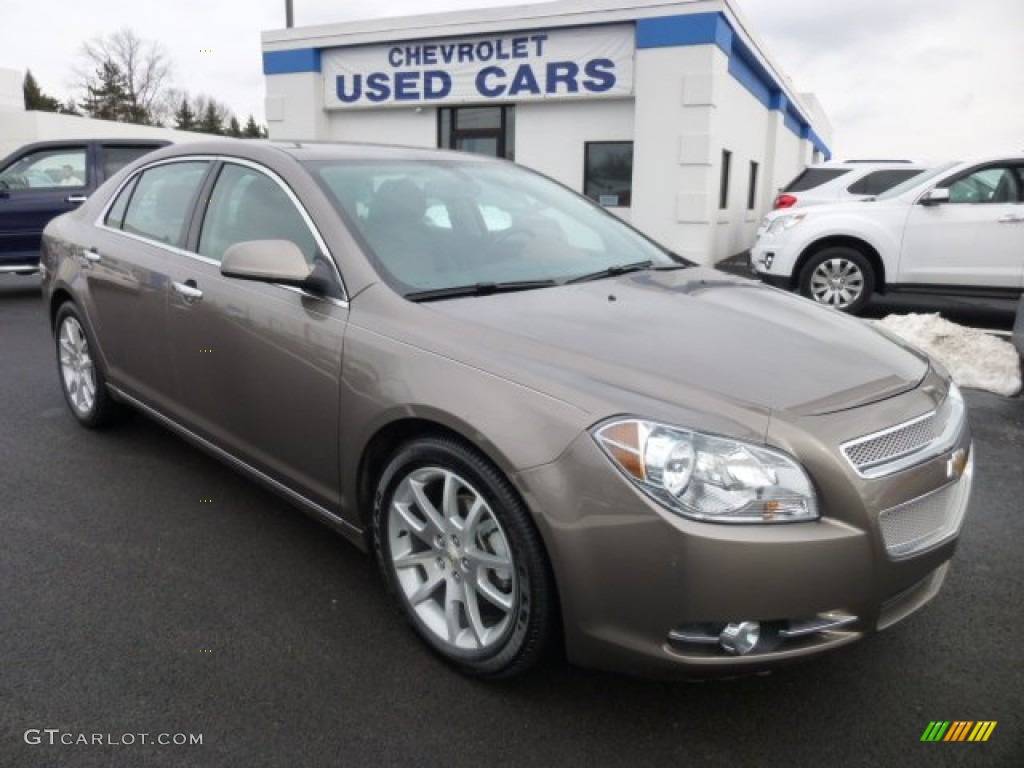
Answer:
top-left (783, 168), bottom-right (850, 192)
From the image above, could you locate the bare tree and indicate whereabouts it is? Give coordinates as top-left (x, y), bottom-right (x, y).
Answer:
top-left (76, 27), bottom-right (171, 125)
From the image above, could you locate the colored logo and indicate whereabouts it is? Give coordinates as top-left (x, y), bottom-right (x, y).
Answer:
top-left (920, 721), bottom-right (996, 742)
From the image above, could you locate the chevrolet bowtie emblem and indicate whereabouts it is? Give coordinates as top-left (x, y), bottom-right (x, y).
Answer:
top-left (946, 448), bottom-right (968, 480)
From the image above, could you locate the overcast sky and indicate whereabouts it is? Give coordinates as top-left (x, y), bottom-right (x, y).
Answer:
top-left (4, 0), bottom-right (1022, 161)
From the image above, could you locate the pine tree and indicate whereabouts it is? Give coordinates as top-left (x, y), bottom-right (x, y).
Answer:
top-left (174, 96), bottom-right (196, 131)
top-left (196, 102), bottom-right (223, 135)
top-left (81, 60), bottom-right (130, 121)
top-left (242, 114), bottom-right (262, 139)
top-left (226, 116), bottom-right (242, 138)
top-left (23, 70), bottom-right (63, 112)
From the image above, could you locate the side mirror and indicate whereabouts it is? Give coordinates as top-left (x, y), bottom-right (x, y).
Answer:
top-left (221, 240), bottom-right (316, 288)
top-left (919, 188), bottom-right (950, 206)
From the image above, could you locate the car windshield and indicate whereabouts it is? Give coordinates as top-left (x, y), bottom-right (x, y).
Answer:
top-left (306, 158), bottom-right (681, 296)
top-left (875, 161), bottom-right (958, 200)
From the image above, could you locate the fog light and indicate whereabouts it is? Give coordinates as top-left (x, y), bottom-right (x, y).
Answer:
top-left (764, 253), bottom-right (774, 269)
top-left (719, 621), bottom-right (760, 655)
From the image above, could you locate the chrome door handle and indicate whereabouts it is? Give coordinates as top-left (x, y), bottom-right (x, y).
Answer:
top-left (82, 247), bottom-right (101, 263)
top-left (65, 195), bottom-right (87, 204)
top-left (997, 214), bottom-right (1024, 223)
top-left (172, 280), bottom-right (203, 303)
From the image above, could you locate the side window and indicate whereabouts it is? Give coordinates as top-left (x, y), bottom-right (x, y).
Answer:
top-left (944, 167), bottom-right (1019, 204)
top-left (102, 145), bottom-right (161, 178)
top-left (847, 169), bottom-right (923, 196)
top-left (198, 164), bottom-right (317, 264)
top-left (0, 147), bottom-right (87, 190)
top-left (104, 177), bottom-right (138, 229)
top-left (122, 161), bottom-right (209, 246)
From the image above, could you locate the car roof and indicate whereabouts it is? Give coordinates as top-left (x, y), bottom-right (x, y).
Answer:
top-left (146, 139), bottom-right (500, 165)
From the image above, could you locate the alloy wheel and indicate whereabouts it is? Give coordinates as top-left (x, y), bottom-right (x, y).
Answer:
top-left (58, 315), bottom-right (97, 416)
top-left (808, 257), bottom-right (866, 309)
top-left (387, 466), bottom-right (518, 652)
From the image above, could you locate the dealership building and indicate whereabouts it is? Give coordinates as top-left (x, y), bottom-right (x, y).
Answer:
top-left (261, 0), bottom-right (832, 265)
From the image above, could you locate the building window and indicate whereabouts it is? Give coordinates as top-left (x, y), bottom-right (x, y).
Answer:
top-left (584, 142), bottom-right (633, 207)
top-left (438, 106), bottom-right (515, 161)
top-left (747, 161), bottom-right (759, 210)
top-left (719, 149), bottom-right (732, 209)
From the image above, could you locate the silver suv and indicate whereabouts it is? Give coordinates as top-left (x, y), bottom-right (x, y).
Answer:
top-left (773, 160), bottom-right (927, 210)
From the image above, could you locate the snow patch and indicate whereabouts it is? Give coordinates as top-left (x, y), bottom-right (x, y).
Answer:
top-left (876, 313), bottom-right (1021, 397)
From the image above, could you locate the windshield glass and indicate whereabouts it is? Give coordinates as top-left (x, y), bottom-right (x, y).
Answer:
top-left (305, 158), bottom-right (679, 295)
top-left (875, 161), bottom-right (957, 200)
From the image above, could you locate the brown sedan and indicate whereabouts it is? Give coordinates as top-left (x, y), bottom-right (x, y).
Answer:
top-left (40, 141), bottom-right (973, 678)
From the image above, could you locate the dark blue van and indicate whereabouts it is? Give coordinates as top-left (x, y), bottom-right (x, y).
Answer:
top-left (0, 139), bottom-right (168, 273)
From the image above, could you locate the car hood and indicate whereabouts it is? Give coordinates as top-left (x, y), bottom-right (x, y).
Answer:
top-left (424, 268), bottom-right (929, 418)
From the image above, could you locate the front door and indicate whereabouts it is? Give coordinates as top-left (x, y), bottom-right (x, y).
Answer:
top-left (166, 161), bottom-right (347, 509)
top-left (899, 163), bottom-right (1024, 289)
top-left (0, 144), bottom-right (89, 267)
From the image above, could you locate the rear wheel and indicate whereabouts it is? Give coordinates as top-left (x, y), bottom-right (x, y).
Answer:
top-left (799, 247), bottom-right (875, 314)
top-left (373, 437), bottom-right (555, 678)
top-left (55, 303), bottom-right (120, 428)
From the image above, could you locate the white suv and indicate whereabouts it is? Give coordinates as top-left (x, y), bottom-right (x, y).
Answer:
top-left (752, 154), bottom-right (1024, 313)
top-left (773, 161), bottom-right (926, 210)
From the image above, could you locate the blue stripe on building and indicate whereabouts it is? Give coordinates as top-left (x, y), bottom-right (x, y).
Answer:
top-left (263, 48), bottom-right (322, 75)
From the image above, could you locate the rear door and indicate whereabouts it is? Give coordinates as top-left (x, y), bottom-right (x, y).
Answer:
top-left (898, 162), bottom-right (1024, 289)
top-left (166, 159), bottom-right (348, 509)
top-left (86, 159), bottom-right (212, 413)
top-left (0, 143), bottom-right (89, 268)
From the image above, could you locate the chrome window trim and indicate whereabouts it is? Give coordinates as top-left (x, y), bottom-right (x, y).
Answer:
top-left (109, 385), bottom-right (360, 536)
top-left (840, 393), bottom-right (965, 479)
top-left (93, 154), bottom-right (349, 302)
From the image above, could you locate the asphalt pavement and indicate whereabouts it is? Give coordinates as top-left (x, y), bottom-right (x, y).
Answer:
top-left (1, 273), bottom-right (1022, 767)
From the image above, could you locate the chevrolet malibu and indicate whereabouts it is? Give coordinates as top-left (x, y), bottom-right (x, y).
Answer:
top-left (41, 141), bottom-right (973, 678)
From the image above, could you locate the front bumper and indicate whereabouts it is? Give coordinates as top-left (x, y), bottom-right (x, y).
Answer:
top-left (514, 386), bottom-right (972, 678)
top-left (750, 237), bottom-right (801, 290)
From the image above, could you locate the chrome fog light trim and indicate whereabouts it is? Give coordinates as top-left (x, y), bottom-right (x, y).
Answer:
top-left (719, 621), bottom-right (760, 655)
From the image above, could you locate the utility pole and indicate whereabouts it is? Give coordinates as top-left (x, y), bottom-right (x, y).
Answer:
top-left (286, 0), bottom-right (294, 28)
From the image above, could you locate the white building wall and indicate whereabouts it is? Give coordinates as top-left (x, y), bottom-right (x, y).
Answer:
top-left (711, 59), bottom-right (775, 260)
top-left (514, 99), bottom-right (634, 220)
top-left (631, 44), bottom-right (722, 263)
top-left (265, 72), bottom-right (329, 141)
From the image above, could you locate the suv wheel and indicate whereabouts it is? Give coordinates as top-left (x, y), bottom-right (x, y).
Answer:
top-left (799, 247), bottom-right (875, 314)
top-left (373, 437), bottom-right (556, 678)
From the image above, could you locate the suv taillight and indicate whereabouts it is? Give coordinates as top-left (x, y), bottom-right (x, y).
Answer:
top-left (774, 194), bottom-right (798, 209)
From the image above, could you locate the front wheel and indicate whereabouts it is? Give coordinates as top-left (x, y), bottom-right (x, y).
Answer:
top-left (373, 437), bottom-right (556, 678)
top-left (799, 247), bottom-right (875, 314)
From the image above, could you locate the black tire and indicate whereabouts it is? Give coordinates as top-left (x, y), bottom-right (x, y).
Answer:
top-left (54, 302), bottom-right (121, 428)
top-left (373, 436), bottom-right (556, 678)
top-left (798, 246), bottom-right (875, 314)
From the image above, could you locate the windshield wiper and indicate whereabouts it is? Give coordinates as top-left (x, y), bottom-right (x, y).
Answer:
top-left (405, 279), bottom-right (557, 302)
top-left (565, 260), bottom-right (654, 284)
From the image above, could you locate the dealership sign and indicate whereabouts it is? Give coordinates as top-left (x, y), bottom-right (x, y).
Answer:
top-left (322, 25), bottom-right (634, 108)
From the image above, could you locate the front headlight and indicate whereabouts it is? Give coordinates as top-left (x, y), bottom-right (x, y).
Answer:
top-left (765, 212), bottom-right (806, 236)
top-left (593, 419), bottom-right (818, 523)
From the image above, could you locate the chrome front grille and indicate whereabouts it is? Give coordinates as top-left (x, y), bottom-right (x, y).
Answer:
top-left (842, 411), bottom-right (937, 472)
top-left (878, 453), bottom-right (973, 558)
